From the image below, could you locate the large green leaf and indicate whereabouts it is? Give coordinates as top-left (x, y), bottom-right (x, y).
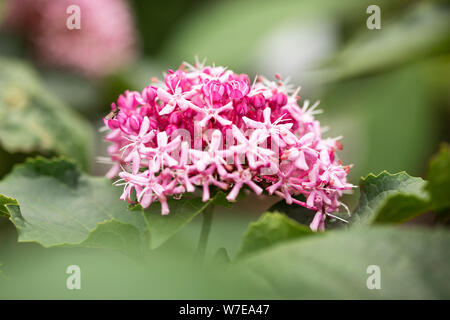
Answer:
top-left (0, 224), bottom-right (448, 298)
top-left (0, 158), bottom-right (147, 256)
top-left (351, 171), bottom-right (431, 225)
top-left (236, 212), bottom-right (314, 258)
top-left (0, 158), bottom-right (217, 255)
top-left (230, 227), bottom-right (450, 299)
top-left (0, 57), bottom-right (93, 169)
top-left (426, 143), bottom-right (450, 214)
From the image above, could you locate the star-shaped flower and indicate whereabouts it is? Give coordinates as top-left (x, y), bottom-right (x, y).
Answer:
top-left (189, 130), bottom-right (228, 176)
top-left (156, 78), bottom-right (201, 115)
top-left (170, 141), bottom-right (195, 193)
top-left (190, 166), bottom-right (228, 202)
top-left (121, 116), bottom-right (155, 174)
top-left (197, 100), bottom-right (233, 128)
top-left (282, 132), bottom-right (318, 171)
top-left (226, 165), bottom-right (262, 201)
top-left (140, 132), bottom-right (181, 173)
top-left (243, 107), bottom-right (294, 147)
top-left (228, 125), bottom-right (274, 169)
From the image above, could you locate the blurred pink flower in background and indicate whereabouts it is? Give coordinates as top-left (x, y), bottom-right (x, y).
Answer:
top-left (3, 0), bottom-right (137, 77)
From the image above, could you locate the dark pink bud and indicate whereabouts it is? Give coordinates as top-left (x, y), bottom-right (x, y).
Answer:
top-left (226, 79), bottom-right (250, 100)
top-left (141, 86), bottom-right (157, 105)
top-left (159, 117), bottom-right (169, 129)
top-left (139, 105), bottom-right (154, 118)
top-left (148, 117), bottom-right (158, 130)
top-left (117, 90), bottom-right (140, 109)
top-left (129, 116), bottom-right (141, 132)
top-left (169, 111), bottom-right (181, 125)
top-left (202, 79), bottom-right (227, 102)
top-left (246, 108), bottom-right (257, 119)
top-left (166, 124), bottom-right (178, 136)
top-left (164, 70), bottom-right (185, 93)
top-left (235, 99), bottom-right (249, 116)
top-left (329, 150), bottom-right (335, 162)
top-left (116, 109), bottom-right (127, 124)
top-left (250, 94), bottom-right (266, 109)
top-left (202, 67), bottom-right (211, 75)
top-left (271, 92), bottom-right (287, 107)
top-left (183, 108), bottom-right (195, 119)
top-left (106, 119), bottom-right (120, 129)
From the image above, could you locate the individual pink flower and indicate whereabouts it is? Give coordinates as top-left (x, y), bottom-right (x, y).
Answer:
top-left (190, 167), bottom-right (228, 202)
top-left (228, 125), bottom-right (275, 169)
top-left (226, 78), bottom-right (250, 100)
top-left (189, 130), bottom-right (228, 176)
top-left (226, 164), bottom-right (263, 202)
top-left (202, 80), bottom-right (228, 102)
top-left (169, 141), bottom-right (195, 193)
top-left (243, 107), bottom-right (295, 148)
top-left (140, 132), bottom-right (181, 173)
top-left (121, 117), bottom-right (155, 174)
top-left (283, 132), bottom-right (318, 171)
top-left (157, 79), bottom-right (200, 115)
top-left (197, 101), bottom-right (234, 128)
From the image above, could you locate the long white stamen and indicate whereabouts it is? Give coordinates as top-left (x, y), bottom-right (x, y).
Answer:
top-left (326, 212), bottom-right (349, 223)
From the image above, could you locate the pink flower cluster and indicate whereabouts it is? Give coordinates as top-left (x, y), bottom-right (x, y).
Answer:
top-left (3, 0), bottom-right (136, 77)
top-left (103, 59), bottom-right (354, 231)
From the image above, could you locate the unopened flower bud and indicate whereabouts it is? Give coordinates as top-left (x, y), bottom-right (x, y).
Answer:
top-left (169, 112), bottom-right (182, 125)
top-left (271, 92), bottom-right (287, 108)
top-left (250, 94), bottom-right (266, 109)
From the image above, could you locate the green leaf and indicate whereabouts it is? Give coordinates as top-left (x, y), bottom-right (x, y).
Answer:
top-left (0, 157), bottom-right (147, 256)
top-left (267, 197), bottom-right (315, 226)
top-left (351, 171), bottom-right (431, 225)
top-left (236, 212), bottom-right (314, 258)
top-left (209, 190), bottom-right (234, 208)
top-left (0, 57), bottom-right (93, 169)
top-left (230, 227), bottom-right (450, 299)
top-left (77, 219), bottom-right (144, 256)
top-left (0, 194), bottom-right (18, 217)
top-left (426, 143), bottom-right (450, 213)
top-left (213, 247), bottom-right (231, 265)
top-left (138, 195), bottom-right (218, 250)
top-left (0, 157), bottom-right (218, 255)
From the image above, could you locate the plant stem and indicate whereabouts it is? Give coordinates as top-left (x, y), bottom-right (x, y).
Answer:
top-left (196, 204), bottom-right (214, 262)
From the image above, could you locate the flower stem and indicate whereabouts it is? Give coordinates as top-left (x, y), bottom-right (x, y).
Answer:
top-left (196, 204), bottom-right (214, 262)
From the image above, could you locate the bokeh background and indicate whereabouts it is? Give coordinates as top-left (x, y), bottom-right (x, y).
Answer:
top-left (0, 0), bottom-right (449, 298)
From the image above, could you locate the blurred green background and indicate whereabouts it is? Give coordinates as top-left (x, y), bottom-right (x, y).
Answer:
top-left (0, 0), bottom-right (449, 298)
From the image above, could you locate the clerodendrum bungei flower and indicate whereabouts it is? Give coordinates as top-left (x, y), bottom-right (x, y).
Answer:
top-left (102, 59), bottom-right (355, 231)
